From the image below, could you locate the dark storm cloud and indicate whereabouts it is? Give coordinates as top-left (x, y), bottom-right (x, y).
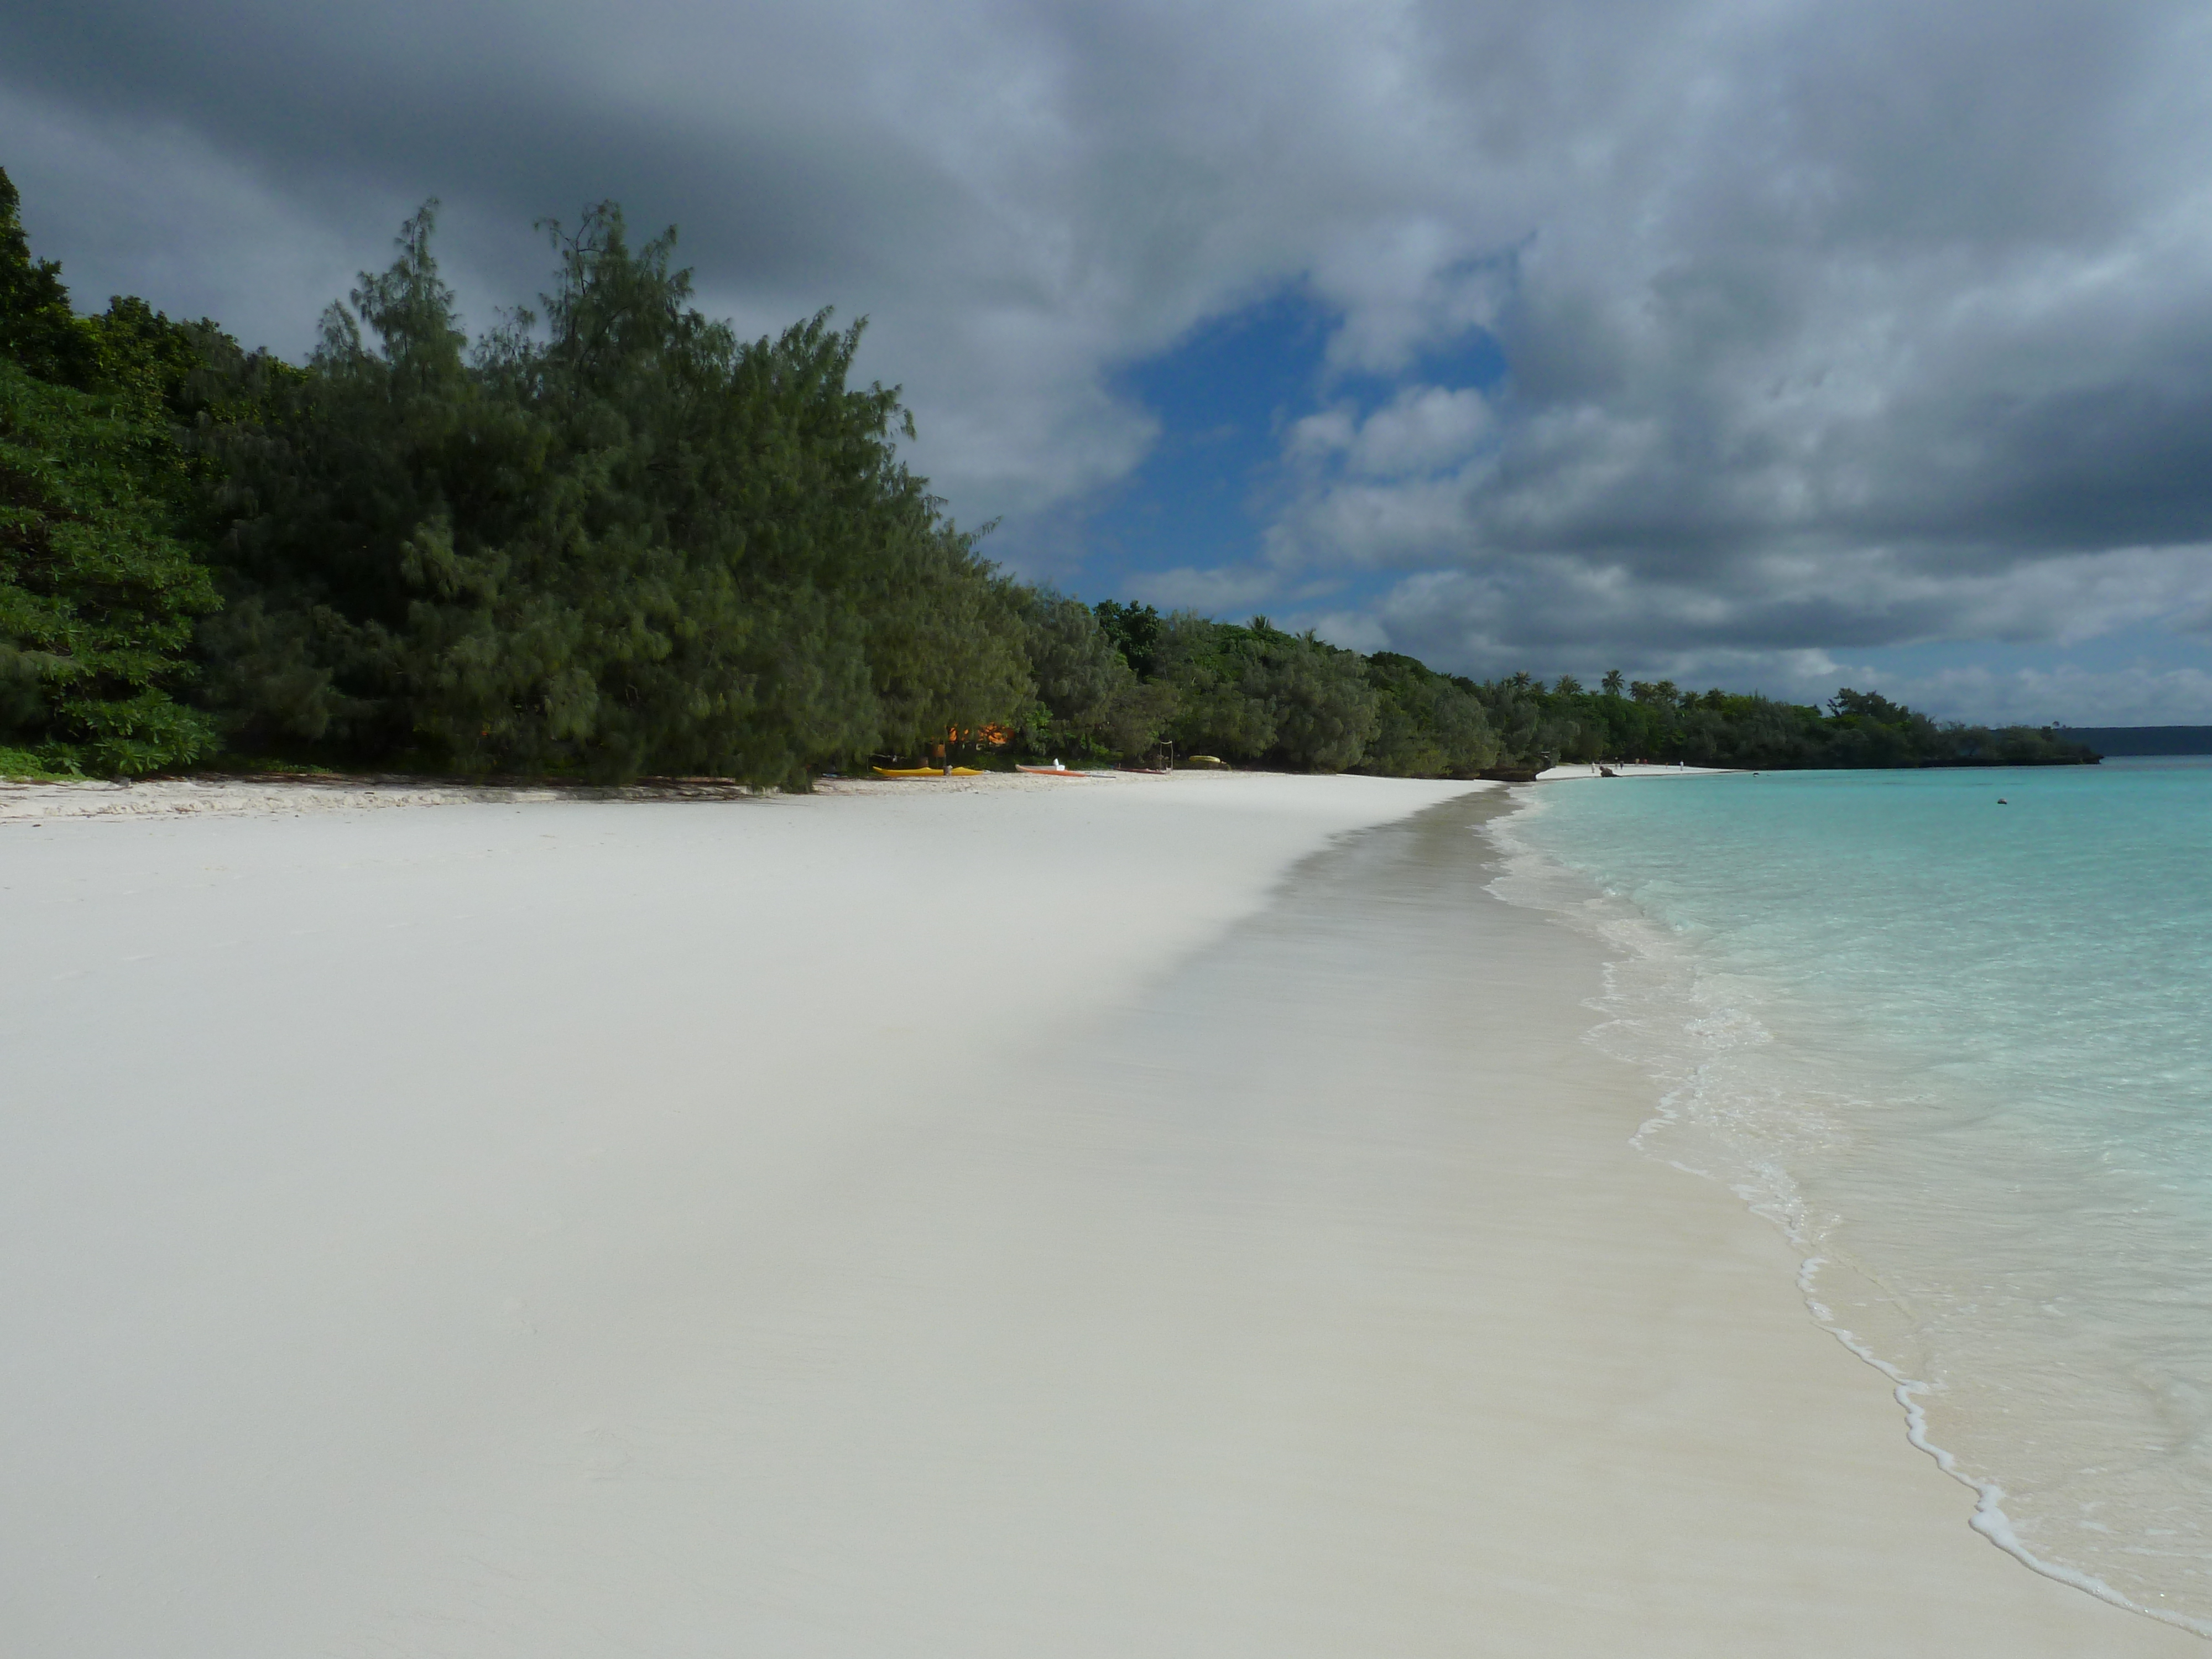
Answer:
top-left (1, 0), bottom-right (966, 290)
top-left (7, 0), bottom-right (2212, 712)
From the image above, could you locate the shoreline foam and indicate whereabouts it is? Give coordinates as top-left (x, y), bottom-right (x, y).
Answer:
top-left (1487, 774), bottom-right (2212, 1641)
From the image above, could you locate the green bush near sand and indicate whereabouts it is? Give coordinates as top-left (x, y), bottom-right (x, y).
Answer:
top-left (194, 202), bottom-right (1028, 789)
top-left (0, 171), bottom-right (231, 775)
top-left (1, 168), bottom-right (2096, 782)
top-left (0, 362), bottom-right (225, 774)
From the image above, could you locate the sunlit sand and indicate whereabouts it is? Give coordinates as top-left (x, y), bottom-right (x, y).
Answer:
top-left (0, 775), bottom-right (2192, 1655)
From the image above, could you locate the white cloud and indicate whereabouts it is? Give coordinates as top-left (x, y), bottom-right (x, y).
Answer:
top-left (1308, 226), bottom-right (1512, 374)
top-left (1354, 544), bottom-right (2212, 695)
top-left (1870, 664), bottom-right (2212, 728)
top-left (8, 0), bottom-right (2212, 706)
top-left (1342, 386), bottom-right (1496, 478)
top-left (1302, 610), bottom-right (1391, 654)
top-left (1124, 565), bottom-right (1279, 616)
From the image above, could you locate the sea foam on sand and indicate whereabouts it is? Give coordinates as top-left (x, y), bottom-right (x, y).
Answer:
top-left (0, 775), bottom-right (2195, 1656)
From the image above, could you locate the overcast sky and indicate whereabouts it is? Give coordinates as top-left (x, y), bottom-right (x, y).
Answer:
top-left (8, 0), bottom-right (2212, 722)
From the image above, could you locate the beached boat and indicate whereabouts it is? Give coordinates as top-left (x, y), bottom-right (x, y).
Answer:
top-left (872, 765), bottom-right (984, 779)
top-left (1016, 762), bottom-right (1085, 778)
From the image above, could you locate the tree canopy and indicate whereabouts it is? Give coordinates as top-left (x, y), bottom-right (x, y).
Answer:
top-left (197, 202), bottom-right (1027, 785)
top-left (1, 167), bottom-right (227, 774)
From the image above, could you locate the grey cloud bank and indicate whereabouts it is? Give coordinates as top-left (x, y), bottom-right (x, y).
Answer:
top-left (6, 0), bottom-right (2210, 719)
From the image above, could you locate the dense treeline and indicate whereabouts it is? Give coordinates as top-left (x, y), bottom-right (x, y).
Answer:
top-left (1, 173), bottom-right (2096, 782)
top-left (199, 204), bottom-right (1032, 787)
top-left (1458, 676), bottom-right (2097, 770)
top-left (1058, 615), bottom-right (2093, 774)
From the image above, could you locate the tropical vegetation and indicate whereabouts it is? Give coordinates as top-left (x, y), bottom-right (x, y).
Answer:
top-left (0, 169), bottom-right (2098, 782)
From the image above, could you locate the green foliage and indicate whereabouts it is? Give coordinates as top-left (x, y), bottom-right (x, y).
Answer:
top-left (201, 202), bottom-right (1031, 784)
top-left (1459, 670), bottom-right (2101, 770)
top-left (0, 170), bottom-right (224, 774)
top-left (1145, 614), bottom-right (1379, 770)
top-left (0, 363), bottom-right (222, 771)
top-left (1360, 653), bottom-right (1499, 776)
top-left (0, 742), bottom-right (82, 779)
top-left (0, 166), bottom-right (2102, 787)
top-left (1092, 599), bottom-right (1166, 677)
top-left (1016, 589), bottom-right (1172, 758)
top-left (1151, 612), bottom-right (1277, 759)
top-left (1241, 631), bottom-right (1378, 770)
top-left (0, 169), bottom-right (100, 391)
top-left (0, 167), bottom-right (256, 433)
top-left (1026, 615), bottom-right (2094, 777)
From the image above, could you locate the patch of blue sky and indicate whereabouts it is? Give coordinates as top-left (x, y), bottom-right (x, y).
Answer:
top-left (1066, 285), bottom-right (1327, 600)
top-left (1053, 280), bottom-right (1508, 614)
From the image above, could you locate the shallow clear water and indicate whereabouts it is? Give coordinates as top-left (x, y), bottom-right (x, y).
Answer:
top-left (1489, 760), bottom-right (2212, 1632)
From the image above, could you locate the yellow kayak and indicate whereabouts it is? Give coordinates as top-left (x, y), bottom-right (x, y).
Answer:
top-left (872, 765), bottom-right (985, 779)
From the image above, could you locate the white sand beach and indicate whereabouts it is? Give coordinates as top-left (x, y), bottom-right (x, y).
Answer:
top-left (1534, 761), bottom-right (1740, 779)
top-left (0, 773), bottom-right (2196, 1656)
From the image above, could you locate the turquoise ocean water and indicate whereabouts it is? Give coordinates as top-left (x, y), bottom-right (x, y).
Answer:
top-left (1488, 760), bottom-right (2212, 1632)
